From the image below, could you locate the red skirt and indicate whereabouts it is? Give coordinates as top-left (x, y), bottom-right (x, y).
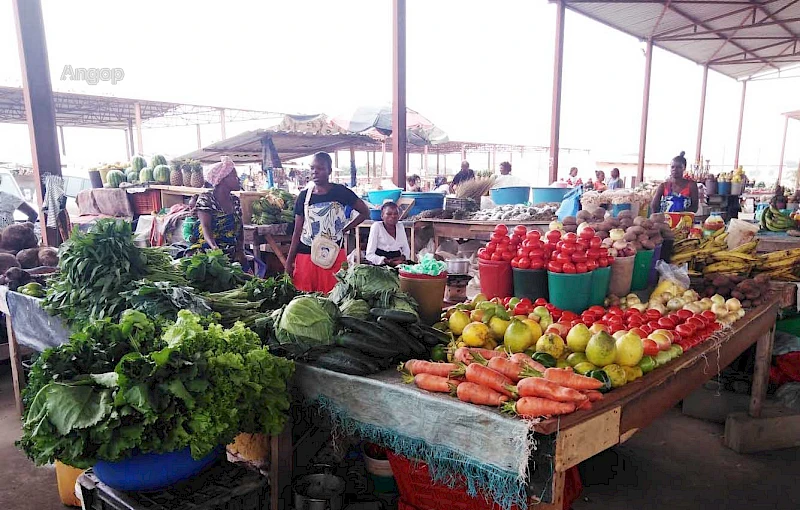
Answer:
top-left (292, 251), bottom-right (346, 293)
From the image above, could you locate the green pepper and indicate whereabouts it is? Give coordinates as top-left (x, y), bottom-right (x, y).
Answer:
top-left (531, 352), bottom-right (556, 368)
top-left (587, 369), bottom-right (613, 393)
top-left (18, 282), bottom-right (44, 298)
top-left (430, 344), bottom-right (447, 362)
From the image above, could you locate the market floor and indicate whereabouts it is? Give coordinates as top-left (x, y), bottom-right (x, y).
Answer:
top-left (1, 365), bottom-right (798, 510)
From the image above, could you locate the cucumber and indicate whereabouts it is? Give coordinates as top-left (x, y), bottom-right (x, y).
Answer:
top-left (340, 316), bottom-right (412, 356)
top-left (417, 324), bottom-right (452, 345)
top-left (336, 333), bottom-right (401, 358)
top-left (408, 325), bottom-right (439, 347)
top-left (377, 317), bottom-right (427, 356)
top-left (370, 308), bottom-right (418, 324)
top-left (314, 349), bottom-right (373, 375)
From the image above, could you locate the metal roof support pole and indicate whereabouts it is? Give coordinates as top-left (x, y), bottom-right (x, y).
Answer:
top-left (381, 142), bottom-right (386, 176)
top-left (549, 0), bottom-right (566, 185)
top-left (196, 124), bottom-right (202, 149)
top-left (777, 115), bottom-right (789, 184)
top-left (58, 125), bottom-right (65, 156)
top-left (134, 102), bottom-right (144, 154)
top-left (392, 0), bottom-right (407, 189)
top-left (219, 108), bottom-right (227, 139)
top-left (124, 128), bottom-right (131, 160)
top-left (127, 118), bottom-right (135, 156)
top-left (436, 152), bottom-right (440, 175)
top-left (372, 151), bottom-right (376, 177)
top-left (367, 150), bottom-right (371, 178)
top-left (461, 144), bottom-right (467, 162)
top-left (13, 0), bottom-right (62, 250)
top-left (695, 65), bottom-right (709, 164)
top-left (334, 150), bottom-right (339, 169)
top-left (637, 39), bottom-right (654, 184)
top-left (733, 80), bottom-right (747, 170)
top-left (424, 145), bottom-right (429, 174)
top-left (350, 146), bottom-right (357, 187)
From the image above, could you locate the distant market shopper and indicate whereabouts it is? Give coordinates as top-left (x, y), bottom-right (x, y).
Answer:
top-left (365, 201), bottom-right (410, 266)
top-left (188, 156), bottom-right (246, 265)
top-left (451, 160), bottom-right (476, 192)
top-left (650, 151), bottom-right (698, 213)
top-left (286, 152), bottom-right (370, 293)
top-left (607, 168), bottom-right (624, 190)
top-left (0, 176), bottom-right (37, 229)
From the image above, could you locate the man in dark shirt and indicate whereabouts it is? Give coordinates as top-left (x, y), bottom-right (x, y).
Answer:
top-left (450, 160), bottom-right (476, 192)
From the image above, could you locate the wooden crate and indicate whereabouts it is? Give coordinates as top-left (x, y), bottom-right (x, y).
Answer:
top-left (770, 281), bottom-right (797, 309)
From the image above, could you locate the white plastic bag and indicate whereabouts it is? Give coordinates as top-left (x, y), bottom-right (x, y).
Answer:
top-left (726, 218), bottom-right (759, 249)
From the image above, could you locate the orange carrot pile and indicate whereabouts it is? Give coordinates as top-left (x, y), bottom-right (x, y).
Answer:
top-left (453, 347), bottom-right (507, 365)
top-left (463, 363), bottom-right (515, 397)
top-left (457, 382), bottom-right (509, 406)
top-left (544, 367), bottom-right (604, 390)
top-left (503, 397), bottom-right (576, 418)
top-left (486, 356), bottom-right (541, 381)
top-left (402, 360), bottom-right (459, 377)
top-left (513, 377), bottom-right (587, 403)
top-left (412, 373), bottom-right (462, 393)
top-left (581, 390), bottom-right (604, 402)
top-left (509, 353), bottom-right (547, 373)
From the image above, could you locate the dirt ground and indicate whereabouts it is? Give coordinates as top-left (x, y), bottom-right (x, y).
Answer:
top-left (1, 364), bottom-right (798, 510)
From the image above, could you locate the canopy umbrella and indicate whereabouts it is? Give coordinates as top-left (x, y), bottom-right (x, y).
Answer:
top-left (332, 105), bottom-right (448, 146)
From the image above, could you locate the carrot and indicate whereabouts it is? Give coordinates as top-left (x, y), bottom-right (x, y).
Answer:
top-left (456, 382), bottom-right (509, 406)
top-left (460, 363), bottom-right (515, 397)
top-left (401, 360), bottom-right (459, 378)
top-left (413, 373), bottom-right (462, 393)
top-left (513, 377), bottom-right (587, 403)
top-left (576, 399), bottom-right (593, 411)
top-left (543, 367), bottom-right (604, 390)
top-left (454, 347), bottom-right (508, 365)
top-left (503, 397), bottom-right (576, 418)
top-left (486, 356), bottom-right (541, 381)
top-left (581, 390), bottom-right (604, 402)
top-left (509, 353), bottom-right (547, 373)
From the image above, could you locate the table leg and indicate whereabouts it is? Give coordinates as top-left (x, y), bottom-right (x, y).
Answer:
top-left (265, 234), bottom-right (288, 268)
top-left (749, 326), bottom-right (775, 418)
top-left (355, 226), bottom-right (362, 263)
top-left (270, 420), bottom-right (293, 510)
top-left (251, 233), bottom-right (264, 264)
top-left (534, 470), bottom-right (565, 510)
top-left (410, 225), bottom-right (416, 261)
top-left (5, 315), bottom-right (24, 416)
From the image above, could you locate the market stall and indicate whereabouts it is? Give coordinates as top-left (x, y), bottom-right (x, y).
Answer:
top-left (419, 219), bottom-right (552, 253)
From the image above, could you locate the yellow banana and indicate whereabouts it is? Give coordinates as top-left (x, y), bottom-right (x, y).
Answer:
top-left (704, 261), bottom-right (753, 273)
top-left (711, 252), bottom-right (758, 262)
top-left (761, 248), bottom-right (800, 262)
top-left (758, 257), bottom-right (800, 270)
top-left (730, 240), bottom-right (758, 254)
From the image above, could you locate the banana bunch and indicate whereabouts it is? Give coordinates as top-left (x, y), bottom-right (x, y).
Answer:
top-left (701, 239), bottom-right (760, 275)
top-left (760, 205), bottom-right (796, 232)
top-left (670, 229), bottom-right (728, 266)
top-left (754, 248), bottom-right (800, 281)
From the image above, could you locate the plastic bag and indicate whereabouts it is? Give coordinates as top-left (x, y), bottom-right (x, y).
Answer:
top-left (775, 382), bottom-right (800, 411)
top-left (726, 218), bottom-right (759, 250)
top-left (399, 253), bottom-right (447, 276)
top-left (649, 260), bottom-right (690, 301)
top-left (556, 186), bottom-right (582, 221)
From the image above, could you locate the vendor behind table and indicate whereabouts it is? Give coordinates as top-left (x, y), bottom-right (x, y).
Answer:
top-left (365, 201), bottom-right (411, 267)
top-left (650, 151), bottom-right (699, 214)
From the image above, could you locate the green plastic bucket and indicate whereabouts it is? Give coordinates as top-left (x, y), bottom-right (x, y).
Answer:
top-left (512, 268), bottom-right (548, 301)
top-left (589, 267), bottom-right (611, 306)
top-left (631, 250), bottom-right (655, 291)
top-left (547, 271), bottom-right (592, 314)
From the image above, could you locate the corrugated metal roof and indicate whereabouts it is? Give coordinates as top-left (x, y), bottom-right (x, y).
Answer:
top-left (562, 0), bottom-right (800, 80)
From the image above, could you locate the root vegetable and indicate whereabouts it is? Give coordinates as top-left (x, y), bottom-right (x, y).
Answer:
top-left (402, 360), bottom-right (460, 377)
top-left (503, 397), bottom-right (576, 418)
top-left (457, 382), bottom-right (509, 406)
top-left (461, 363), bottom-right (515, 397)
top-left (0, 253), bottom-right (20, 274)
top-left (513, 377), bottom-right (588, 402)
top-left (543, 367), bottom-right (604, 390)
top-left (412, 373), bottom-right (461, 393)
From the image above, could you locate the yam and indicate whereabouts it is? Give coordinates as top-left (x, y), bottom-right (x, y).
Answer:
top-left (619, 218), bottom-right (633, 229)
top-left (712, 275), bottom-right (731, 287)
top-left (563, 224), bottom-right (578, 233)
top-left (597, 231), bottom-right (609, 240)
top-left (0, 253), bottom-right (20, 274)
top-left (16, 248), bottom-right (40, 269)
top-left (623, 231), bottom-right (638, 242)
top-left (633, 216), bottom-right (646, 226)
top-left (744, 289), bottom-right (760, 300)
top-left (592, 208), bottom-right (606, 221)
top-left (628, 225), bottom-right (645, 235)
top-left (637, 234), bottom-right (650, 244)
top-left (731, 290), bottom-right (745, 300)
top-left (741, 300), bottom-right (752, 309)
top-left (650, 213), bottom-right (666, 222)
top-left (562, 216), bottom-right (577, 225)
top-left (576, 210), bottom-right (592, 223)
top-left (645, 228), bottom-right (661, 238)
top-left (38, 247), bottom-right (58, 267)
top-left (643, 220), bottom-right (654, 230)
top-left (641, 240), bottom-right (655, 250)
top-left (0, 223), bottom-right (37, 252)
top-left (617, 210), bottom-right (633, 219)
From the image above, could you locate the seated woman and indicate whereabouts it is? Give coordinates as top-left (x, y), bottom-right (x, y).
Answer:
top-left (365, 201), bottom-right (410, 266)
top-left (187, 156), bottom-right (247, 266)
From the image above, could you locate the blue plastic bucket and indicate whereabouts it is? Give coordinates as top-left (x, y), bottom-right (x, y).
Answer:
top-left (402, 192), bottom-right (445, 217)
top-left (718, 182), bottom-right (731, 195)
top-left (531, 187), bottom-right (570, 204)
top-left (610, 203), bottom-right (632, 217)
top-left (370, 209), bottom-right (382, 220)
top-left (490, 186), bottom-right (530, 205)
top-left (93, 447), bottom-right (222, 491)
top-left (367, 188), bottom-right (402, 205)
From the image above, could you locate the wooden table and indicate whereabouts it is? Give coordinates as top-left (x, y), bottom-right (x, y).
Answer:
top-left (755, 232), bottom-right (800, 253)
top-left (416, 219), bottom-right (551, 253)
top-left (244, 224), bottom-right (293, 269)
top-left (353, 220), bottom-right (417, 263)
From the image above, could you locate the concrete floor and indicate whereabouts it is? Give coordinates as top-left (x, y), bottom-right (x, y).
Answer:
top-left (0, 364), bottom-right (798, 510)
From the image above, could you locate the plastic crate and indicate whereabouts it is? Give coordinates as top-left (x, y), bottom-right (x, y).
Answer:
top-left (444, 197), bottom-right (471, 211)
top-left (129, 189), bottom-right (163, 216)
top-left (78, 461), bottom-right (267, 510)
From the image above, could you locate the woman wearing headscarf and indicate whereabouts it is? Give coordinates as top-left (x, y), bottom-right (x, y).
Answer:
top-left (188, 156), bottom-right (246, 265)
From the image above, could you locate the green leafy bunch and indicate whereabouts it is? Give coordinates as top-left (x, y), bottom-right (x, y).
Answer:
top-left (179, 249), bottom-right (249, 293)
top-left (18, 310), bottom-right (294, 469)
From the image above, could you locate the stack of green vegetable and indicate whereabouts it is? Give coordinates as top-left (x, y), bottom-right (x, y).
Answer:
top-left (328, 264), bottom-right (418, 320)
top-left (18, 310), bottom-right (294, 469)
top-left (250, 189), bottom-right (296, 225)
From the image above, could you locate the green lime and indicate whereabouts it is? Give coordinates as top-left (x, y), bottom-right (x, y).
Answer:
top-left (638, 355), bottom-right (657, 374)
top-left (566, 352), bottom-right (589, 367)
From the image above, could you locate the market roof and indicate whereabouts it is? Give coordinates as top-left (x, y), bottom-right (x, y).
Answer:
top-left (180, 114), bottom-right (379, 163)
top-left (786, 110), bottom-right (800, 120)
top-left (560, 0), bottom-right (800, 80)
top-left (0, 85), bottom-right (283, 129)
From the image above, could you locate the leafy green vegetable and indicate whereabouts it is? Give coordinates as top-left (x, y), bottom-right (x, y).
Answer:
top-left (179, 249), bottom-right (248, 293)
top-left (329, 264), bottom-right (418, 319)
top-left (18, 311), bottom-right (294, 469)
top-left (122, 281), bottom-right (212, 320)
top-left (339, 298), bottom-right (370, 320)
top-left (273, 296), bottom-right (338, 355)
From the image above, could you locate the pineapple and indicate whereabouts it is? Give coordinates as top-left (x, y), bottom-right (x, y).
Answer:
top-left (190, 162), bottom-right (204, 188)
top-left (169, 162), bottom-right (183, 186)
top-left (181, 163), bottom-right (193, 188)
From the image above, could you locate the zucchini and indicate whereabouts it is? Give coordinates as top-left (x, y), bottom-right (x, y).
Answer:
top-left (377, 317), bottom-right (427, 356)
top-left (314, 348), bottom-right (374, 376)
top-left (370, 308), bottom-right (419, 324)
top-left (339, 316), bottom-right (405, 350)
top-left (336, 333), bottom-right (401, 359)
top-left (417, 324), bottom-right (452, 344)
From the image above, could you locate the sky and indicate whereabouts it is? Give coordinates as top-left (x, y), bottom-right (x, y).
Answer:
top-left (0, 0), bottom-right (798, 186)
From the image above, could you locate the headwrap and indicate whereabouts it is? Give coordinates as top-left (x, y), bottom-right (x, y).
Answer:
top-left (204, 156), bottom-right (235, 186)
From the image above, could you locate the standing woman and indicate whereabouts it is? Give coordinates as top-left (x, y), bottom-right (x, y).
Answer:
top-left (650, 151), bottom-right (699, 213)
top-left (286, 152), bottom-right (370, 293)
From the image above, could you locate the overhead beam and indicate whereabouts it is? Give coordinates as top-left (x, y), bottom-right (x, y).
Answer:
top-left (710, 40), bottom-right (796, 63)
top-left (219, 108), bottom-right (227, 139)
top-left (13, 0), bottom-right (62, 246)
top-left (752, 0), bottom-right (800, 40)
top-left (657, 17), bottom-right (800, 41)
top-left (695, 65), bottom-right (709, 164)
top-left (392, 0), bottom-right (407, 189)
top-left (549, 0), bottom-right (566, 185)
top-left (638, 39), bottom-right (654, 183)
top-left (733, 80), bottom-right (748, 169)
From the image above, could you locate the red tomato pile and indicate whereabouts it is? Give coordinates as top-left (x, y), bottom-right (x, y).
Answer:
top-left (543, 227), bottom-right (614, 274)
top-left (477, 224), bottom-right (520, 263)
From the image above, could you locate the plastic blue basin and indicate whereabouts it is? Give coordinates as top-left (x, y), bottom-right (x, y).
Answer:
top-left (531, 187), bottom-right (570, 204)
top-left (370, 209), bottom-right (383, 220)
top-left (610, 203), bottom-right (632, 217)
top-left (401, 192), bottom-right (445, 217)
top-left (367, 188), bottom-right (402, 205)
top-left (93, 446), bottom-right (222, 491)
top-left (490, 186), bottom-right (531, 205)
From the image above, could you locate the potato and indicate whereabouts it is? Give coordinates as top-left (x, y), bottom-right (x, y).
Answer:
top-left (15, 248), bottom-right (39, 269)
top-left (592, 208), bottom-right (606, 220)
top-left (641, 240), bottom-right (655, 250)
top-left (643, 220), bottom-right (654, 230)
top-left (617, 210), bottom-right (633, 219)
top-left (562, 216), bottom-right (577, 225)
top-left (619, 218), bottom-right (633, 229)
top-left (637, 234), bottom-right (650, 244)
top-left (633, 216), bottom-right (646, 226)
top-left (645, 228), bottom-right (661, 238)
top-left (0, 253), bottom-right (20, 274)
top-left (628, 225), bottom-right (645, 235)
top-left (650, 213), bottom-right (666, 223)
top-left (597, 231), bottom-right (609, 240)
top-left (576, 210), bottom-right (592, 223)
top-left (741, 300), bottom-right (752, 309)
top-left (623, 231), bottom-right (638, 242)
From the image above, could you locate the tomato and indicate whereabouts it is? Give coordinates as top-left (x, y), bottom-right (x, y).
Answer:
top-left (517, 247), bottom-right (530, 258)
top-left (534, 298), bottom-right (548, 306)
top-left (588, 305), bottom-right (605, 315)
top-left (609, 323), bottom-right (625, 334)
top-left (529, 239), bottom-right (545, 250)
top-left (491, 252), bottom-right (503, 261)
top-left (589, 236), bottom-right (603, 248)
top-left (561, 311), bottom-right (579, 322)
top-left (579, 226), bottom-right (595, 240)
top-left (645, 308), bottom-right (662, 320)
top-left (686, 317), bottom-right (705, 330)
top-left (607, 256), bottom-right (615, 265)
top-left (581, 313), bottom-right (595, 325)
top-left (675, 323), bottom-right (695, 337)
top-left (500, 250), bottom-right (514, 261)
top-left (561, 243), bottom-right (577, 255)
top-left (640, 323), bottom-right (653, 335)
top-left (657, 317), bottom-right (675, 329)
top-left (608, 306), bottom-right (624, 316)
top-left (514, 302), bottom-right (533, 316)
top-left (562, 262), bottom-right (577, 274)
top-left (585, 259), bottom-right (599, 271)
top-left (572, 251), bottom-right (588, 263)
top-left (526, 230), bottom-right (541, 241)
top-left (575, 240), bottom-right (588, 253)
top-left (547, 260), bottom-right (563, 273)
top-left (494, 224), bottom-right (508, 236)
top-left (676, 309), bottom-right (693, 320)
top-left (642, 339), bottom-right (660, 356)
top-left (556, 252), bottom-right (572, 265)
top-left (545, 303), bottom-right (556, 312)
top-left (701, 310), bottom-right (717, 322)
top-left (608, 315), bottom-right (624, 326)
top-left (510, 233), bottom-right (524, 244)
top-left (478, 248), bottom-right (491, 260)
top-left (519, 298), bottom-right (532, 306)
top-left (545, 230), bottom-right (562, 243)
top-left (486, 241), bottom-right (498, 252)
top-left (575, 262), bottom-right (588, 273)
top-left (563, 232), bottom-right (578, 243)
top-left (529, 248), bottom-right (545, 260)
top-left (530, 260), bottom-right (545, 270)
top-left (598, 257), bottom-right (609, 268)
top-left (668, 313), bottom-right (683, 325)
top-left (517, 257), bottom-right (531, 270)
top-left (498, 236), bottom-right (510, 246)
top-left (511, 224), bottom-right (526, 236)
top-left (511, 258), bottom-right (520, 268)
top-left (544, 241), bottom-right (558, 253)
top-left (490, 233), bottom-right (505, 243)
top-left (550, 308), bottom-right (563, 320)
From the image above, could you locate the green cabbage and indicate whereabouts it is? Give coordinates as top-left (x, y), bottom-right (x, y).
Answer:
top-left (339, 298), bottom-right (370, 320)
top-left (275, 296), bottom-right (338, 354)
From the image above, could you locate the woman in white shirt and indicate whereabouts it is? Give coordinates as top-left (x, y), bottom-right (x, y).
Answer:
top-left (365, 201), bottom-right (410, 266)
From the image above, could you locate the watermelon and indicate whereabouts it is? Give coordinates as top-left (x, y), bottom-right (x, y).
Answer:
top-left (131, 155), bottom-right (147, 173)
top-left (150, 154), bottom-right (168, 168)
top-left (139, 167), bottom-right (154, 183)
top-left (126, 169), bottom-right (139, 183)
top-left (153, 164), bottom-right (170, 184)
top-left (107, 170), bottom-right (126, 188)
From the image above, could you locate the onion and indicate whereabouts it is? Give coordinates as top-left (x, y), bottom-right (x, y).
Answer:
top-left (736, 309), bottom-right (746, 319)
top-left (682, 289), bottom-right (698, 302)
top-left (683, 303), bottom-right (702, 314)
top-left (710, 294), bottom-right (725, 306)
top-left (725, 298), bottom-right (742, 312)
top-left (626, 293), bottom-right (640, 303)
top-left (667, 298), bottom-right (685, 311)
top-left (660, 292), bottom-right (673, 303)
top-left (698, 298), bottom-right (713, 311)
top-left (609, 229), bottom-right (626, 241)
top-left (576, 222), bottom-right (590, 236)
top-left (612, 240), bottom-right (627, 250)
top-left (649, 303), bottom-right (668, 315)
top-left (631, 303), bottom-right (647, 312)
top-left (549, 220), bottom-right (563, 231)
top-left (711, 303), bottom-right (728, 317)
